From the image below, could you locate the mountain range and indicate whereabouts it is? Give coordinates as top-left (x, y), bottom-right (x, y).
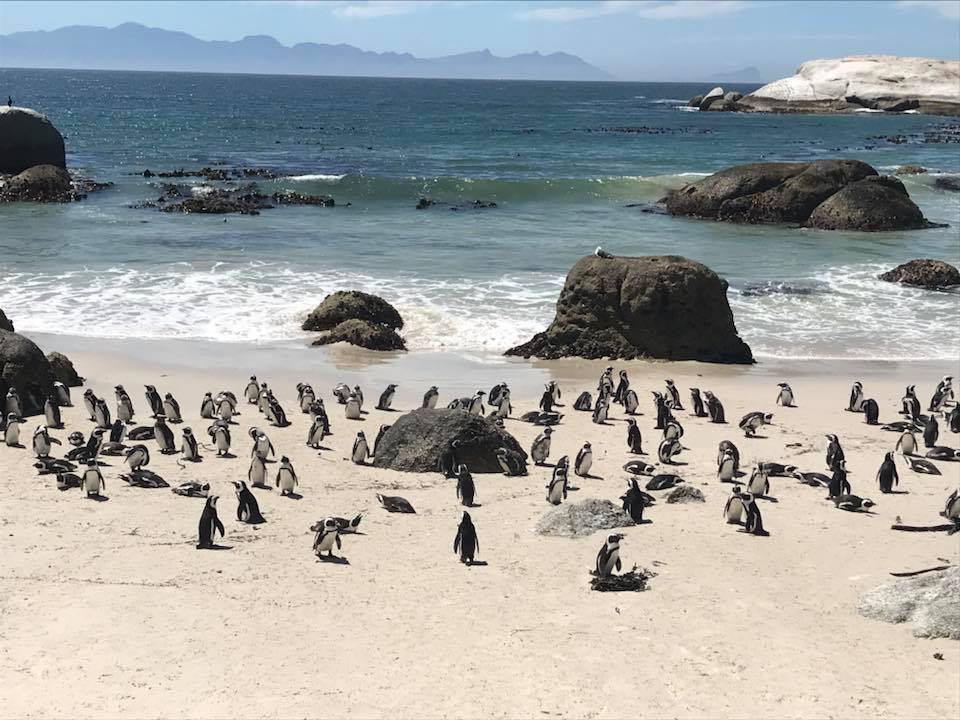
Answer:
top-left (0, 23), bottom-right (611, 81)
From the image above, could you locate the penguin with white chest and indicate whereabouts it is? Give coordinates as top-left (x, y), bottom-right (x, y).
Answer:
top-left (44, 395), bottom-right (63, 429)
top-left (595, 534), bottom-right (623, 578)
top-left (93, 398), bottom-right (111, 430)
top-left (351, 432), bottom-right (370, 465)
top-left (5, 388), bottom-right (22, 417)
top-left (723, 486), bottom-right (745, 524)
top-left (154, 415), bottom-right (176, 454)
top-left (54, 382), bottom-right (71, 407)
top-left (717, 450), bottom-right (737, 482)
top-left (376, 384), bottom-right (397, 411)
top-left (248, 453), bottom-right (268, 488)
top-left (4, 413), bottom-right (23, 447)
top-left (313, 517), bottom-right (342, 559)
top-left (530, 427), bottom-right (552, 466)
top-left (422, 386), bottom-right (439, 409)
top-left (574, 442), bottom-right (593, 477)
top-left (545, 457), bottom-right (569, 505)
top-left (847, 381), bottom-right (866, 412)
top-left (196, 495), bottom-right (225, 549)
top-left (181, 428), bottom-right (201, 462)
top-left (144, 385), bottom-right (163, 418)
top-left (124, 444), bottom-right (150, 472)
top-left (245, 376), bottom-right (260, 404)
top-left (32, 426), bottom-right (61, 458)
top-left (896, 431), bottom-right (917, 456)
top-left (234, 481), bottom-right (265, 524)
top-left (162, 393), bottom-right (182, 423)
top-left (626, 419), bottom-right (644, 454)
top-left (345, 393), bottom-right (362, 420)
top-left (776, 382), bottom-right (795, 407)
top-left (200, 392), bottom-right (216, 419)
top-left (747, 464), bottom-right (770, 498)
top-left (276, 456), bottom-right (298, 496)
top-left (81, 459), bottom-right (105, 498)
top-left (306, 415), bottom-right (326, 449)
top-left (207, 421), bottom-right (231, 457)
top-left (249, 429), bottom-right (275, 460)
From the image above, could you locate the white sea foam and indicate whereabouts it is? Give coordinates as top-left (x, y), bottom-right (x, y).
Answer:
top-left (287, 174), bottom-right (346, 182)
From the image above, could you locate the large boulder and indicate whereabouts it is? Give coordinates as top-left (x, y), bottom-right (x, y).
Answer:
top-left (46, 351), bottom-right (84, 387)
top-left (664, 160), bottom-right (932, 231)
top-left (0, 107), bottom-right (66, 175)
top-left (302, 291), bottom-right (403, 332)
top-left (878, 259), bottom-right (960, 289)
top-left (372, 408), bottom-right (527, 474)
top-left (310, 319), bottom-right (406, 351)
top-left (0, 165), bottom-right (74, 202)
top-left (0, 309), bottom-right (12, 332)
top-left (505, 255), bottom-right (753, 363)
top-left (806, 176), bottom-right (931, 231)
top-left (0, 330), bottom-right (57, 416)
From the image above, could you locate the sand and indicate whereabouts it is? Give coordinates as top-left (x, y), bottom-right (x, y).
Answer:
top-left (1, 337), bottom-right (958, 719)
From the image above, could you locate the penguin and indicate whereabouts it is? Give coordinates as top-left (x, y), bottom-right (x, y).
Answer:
top-left (834, 495), bottom-right (876, 513)
top-left (657, 437), bottom-right (682, 465)
top-left (438, 439), bottom-right (462, 478)
top-left (124, 444), bottom-right (150, 472)
top-left (377, 384), bottom-right (397, 411)
top-left (456, 464), bottom-right (476, 507)
top-left (613, 371), bottom-right (629, 405)
top-left (690, 388), bottom-right (707, 418)
top-left (665, 379), bottom-right (683, 410)
top-left (747, 464), bottom-right (770, 498)
top-left (373, 424), bottom-right (390, 457)
top-left (494, 388), bottom-right (512, 419)
top-left (267, 397), bottom-right (289, 428)
top-left (5, 388), bottom-right (21, 417)
top-left (313, 517), bottom-right (342, 558)
top-left (258, 385), bottom-right (273, 414)
top-left (949, 405), bottom-right (960, 434)
top-left (345, 393), bottom-right (362, 420)
top-left (545, 457), bottom-right (568, 505)
top-left (717, 438), bottom-right (740, 468)
top-left (467, 391), bottom-right (485, 416)
top-left (626, 419), bottom-right (644, 454)
top-left (181, 428), bottom-right (201, 461)
top-left (776, 382), bottom-right (795, 407)
top-left (903, 455), bottom-right (940, 475)
top-left (646, 474), bottom-right (683, 491)
top-left (154, 415), bottom-right (176, 454)
top-left (298, 384), bottom-right (317, 413)
top-left (862, 398), bottom-right (880, 425)
top-left (54, 381), bottom-right (71, 407)
top-left (144, 385), bottom-right (163, 418)
top-left (68, 428), bottom-right (103, 462)
top-left (216, 393), bottom-right (236, 422)
top-left (896, 431), bottom-right (917, 456)
top-left (595, 246), bottom-right (614, 259)
top-left (248, 453), bottom-right (268, 488)
top-left (81, 459), bottom-right (105, 498)
top-left (574, 442), bottom-right (593, 477)
top-left (245, 376), bottom-right (260, 404)
top-left (723, 486), bottom-right (745, 524)
top-left (353, 385), bottom-right (365, 411)
top-left (453, 511), bottom-right (479, 565)
top-left (573, 391), bottom-right (593, 411)
top-left (376, 493), bottom-right (416, 513)
top-left (495, 447), bottom-right (527, 476)
top-left (623, 460), bottom-right (656, 476)
top-left (717, 450), bottom-right (737, 482)
top-left (56, 472), bottom-right (82, 491)
top-left (595, 534), bottom-right (622, 577)
top-left (739, 412), bottom-right (773, 438)
top-left (620, 479), bottom-right (651, 523)
top-left (652, 392), bottom-right (670, 430)
top-left (740, 493), bottom-right (768, 536)
top-left (535, 386), bottom-right (555, 415)
top-left (116, 386), bottom-right (135, 424)
top-left (101, 420), bottom-right (126, 455)
top-left (941, 489), bottom-right (960, 534)
top-left (309, 400), bottom-right (330, 435)
top-left (234, 481), bottom-right (265, 524)
top-left (32, 426), bottom-right (60, 458)
top-left (705, 391), bottom-right (725, 423)
top-left (276, 456), bottom-right (298, 495)
top-left (4, 413), bottom-right (23, 447)
top-left (530, 428), bottom-right (552, 465)
top-left (663, 418), bottom-right (684, 442)
top-left (196, 495), bottom-right (225, 549)
top-left (333, 383), bottom-right (351, 405)
top-left (82, 389), bottom-right (97, 421)
top-left (44, 395), bottom-right (63, 429)
top-left (548, 380), bottom-right (562, 406)
top-left (847, 381), bottom-right (865, 412)
top-left (761, 462), bottom-right (796, 477)
top-left (162, 393), bottom-right (182, 423)
top-left (623, 389), bottom-right (639, 416)
top-left (825, 434), bottom-right (844, 471)
top-left (208, 421), bottom-right (231, 457)
top-left (172, 481), bottom-right (209, 498)
top-left (876, 451), bottom-right (899, 493)
top-left (926, 446), bottom-right (960, 461)
top-left (929, 376), bottom-right (953, 412)
top-left (901, 385), bottom-right (921, 419)
top-left (422, 386), bottom-right (439, 409)
top-left (592, 394), bottom-right (609, 425)
top-left (923, 415), bottom-right (939, 449)
top-left (882, 420), bottom-right (919, 433)
top-left (37, 457), bottom-right (76, 475)
top-left (249, 429), bottom-right (275, 459)
top-left (306, 415), bottom-right (326, 449)
top-left (351, 431), bottom-right (370, 465)
top-left (827, 460), bottom-right (851, 499)
top-left (93, 398), bottom-right (111, 429)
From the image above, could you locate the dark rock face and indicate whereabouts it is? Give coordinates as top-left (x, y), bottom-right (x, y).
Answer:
top-left (0, 107), bottom-right (66, 175)
top-left (935, 176), bottom-right (960, 192)
top-left (372, 408), bottom-right (527, 473)
top-left (416, 197), bottom-right (497, 211)
top-left (664, 160), bottom-right (933, 231)
top-left (878, 259), bottom-right (960, 289)
top-left (310, 319), bottom-right (406, 351)
top-left (806, 176), bottom-right (931, 231)
top-left (136, 183), bottom-right (334, 214)
top-left (687, 95), bottom-right (704, 108)
top-left (303, 291), bottom-right (403, 332)
top-left (896, 165), bottom-right (927, 175)
top-left (0, 309), bottom-right (13, 332)
top-left (505, 255), bottom-right (753, 364)
top-left (46, 351), bottom-right (84, 387)
top-left (0, 165), bottom-right (74, 202)
top-left (0, 330), bottom-right (56, 416)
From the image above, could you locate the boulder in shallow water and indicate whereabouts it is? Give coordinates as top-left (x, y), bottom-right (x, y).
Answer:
top-left (805, 176), bottom-right (931, 231)
top-left (0, 107), bottom-right (66, 175)
top-left (505, 255), bottom-right (753, 364)
top-left (310, 319), bottom-right (406, 351)
top-left (858, 567), bottom-right (960, 639)
top-left (372, 408), bottom-right (527, 473)
top-left (0, 330), bottom-right (56, 416)
top-left (878, 259), bottom-right (960, 289)
top-left (895, 165), bottom-right (927, 175)
top-left (935, 175), bottom-right (960, 192)
top-left (302, 291), bottom-right (403, 332)
top-left (0, 309), bottom-right (13, 332)
top-left (46, 351), bottom-right (84, 387)
top-left (0, 164), bottom-right (74, 203)
top-left (687, 95), bottom-right (704, 108)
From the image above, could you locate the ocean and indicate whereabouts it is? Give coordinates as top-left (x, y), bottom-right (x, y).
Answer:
top-left (1, 68), bottom-right (958, 361)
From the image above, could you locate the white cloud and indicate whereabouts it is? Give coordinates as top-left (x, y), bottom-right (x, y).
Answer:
top-left (331, 1), bottom-right (434, 18)
top-left (895, 1), bottom-right (960, 19)
top-left (636, 1), bottom-right (748, 19)
top-left (518, 1), bottom-right (749, 22)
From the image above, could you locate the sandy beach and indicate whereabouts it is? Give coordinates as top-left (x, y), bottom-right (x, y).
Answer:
top-left (1, 335), bottom-right (957, 719)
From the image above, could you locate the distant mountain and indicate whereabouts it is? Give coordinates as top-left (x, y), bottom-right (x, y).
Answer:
top-left (705, 66), bottom-right (764, 84)
top-left (0, 23), bottom-right (612, 81)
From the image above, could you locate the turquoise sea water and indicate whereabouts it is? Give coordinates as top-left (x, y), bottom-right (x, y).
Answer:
top-left (0, 68), bottom-right (958, 359)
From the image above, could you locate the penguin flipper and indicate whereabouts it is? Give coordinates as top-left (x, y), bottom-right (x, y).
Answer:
top-left (215, 517), bottom-right (225, 538)
top-left (615, 557), bottom-right (622, 572)
top-left (335, 534), bottom-right (342, 550)
top-left (454, 531), bottom-right (461, 554)
top-left (474, 535), bottom-right (479, 553)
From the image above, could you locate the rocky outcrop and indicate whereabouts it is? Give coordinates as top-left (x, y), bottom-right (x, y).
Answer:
top-left (687, 95), bottom-right (704, 108)
top-left (737, 56), bottom-right (960, 116)
top-left (0, 165), bottom-right (75, 202)
top-left (310, 319), bottom-right (406, 351)
top-left (135, 183), bottom-right (334, 214)
top-left (505, 255), bottom-right (753, 364)
top-left (303, 291), bottom-right (403, 332)
top-left (663, 160), bottom-right (934, 231)
top-left (372, 408), bottom-right (527, 474)
top-left (0, 330), bottom-right (57, 416)
top-left (46, 351), bottom-right (84, 387)
top-left (895, 165), bottom-right (927, 175)
top-left (935, 176), bottom-right (960, 192)
top-left (0, 106), bottom-right (66, 174)
top-left (0, 309), bottom-right (13, 332)
top-left (878, 259), bottom-right (960, 289)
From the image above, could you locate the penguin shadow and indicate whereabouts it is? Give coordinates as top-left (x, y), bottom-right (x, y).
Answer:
top-left (883, 490), bottom-right (911, 495)
top-left (633, 518), bottom-right (653, 526)
top-left (217, 452), bottom-right (238, 459)
top-left (160, 450), bottom-right (179, 456)
top-left (6, 443), bottom-right (24, 449)
top-left (375, 407), bottom-right (399, 413)
top-left (197, 544), bottom-right (233, 551)
top-left (662, 460), bottom-right (688, 467)
top-left (251, 484), bottom-right (273, 492)
top-left (464, 502), bottom-right (484, 508)
top-left (465, 560), bottom-right (488, 567)
top-left (744, 434), bottom-right (769, 440)
top-left (281, 492), bottom-right (303, 500)
top-left (86, 494), bottom-right (109, 502)
top-left (738, 529), bottom-right (770, 537)
top-left (755, 495), bottom-right (779, 503)
top-left (316, 554), bottom-right (350, 565)
top-left (577, 473), bottom-right (603, 480)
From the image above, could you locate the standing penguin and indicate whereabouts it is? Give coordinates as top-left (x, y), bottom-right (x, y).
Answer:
top-left (747, 464), bottom-right (770, 498)
top-left (208, 421), bottom-right (231, 457)
top-left (942, 488), bottom-right (960, 534)
top-left (620, 479), bottom-right (651, 523)
top-left (901, 385), bottom-right (921, 419)
top-left (592, 394), bottom-right (609, 424)
top-left (234, 481), bottom-right (265, 524)
top-left (162, 393), bottom-right (182, 423)
top-left (4, 413), bottom-right (23, 447)
top-left (438, 439), bottom-right (462, 478)
top-left (876, 451), bottom-right (899, 493)
top-left (276, 456), bottom-right (298, 496)
top-left (923, 415), bottom-right (939, 449)
top-left (82, 389), bottom-right (97, 421)
top-left (495, 448), bottom-right (527, 476)
top-left (216, 393), bottom-right (236, 423)
top-left (546, 457), bottom-right (569, 505)
top-left (116, 386), bottom-right (135, 424)
top-left (530, 427), bottom-right (553, 466)
top-left (825, 434), bottom-right (845, 471)
top-left (896, 431), bottom-right (917, 456)
top-left (54, 381), bottom-right (72, 407)
top-left (652, 392), bottom-right (670, 430)
top-left (248, 453), bottom-right (268, 488)
top-left (453, 511), bottom-right (479, 565)
top-left (245, 376), bottom-right (260, 404)
top-left (723, 485), bottom-right (745, 524)
top-left (196, 495), bottom-right (225, 549)
top-left (690, 388), bottom-right (707, 418)
top-left (93, 398), bottom-right (111, 429)
top-left (929, 376), bottom-right (953, 412)
top-left (198, 392), bottom-right (216, 419)
top-left (468, 391), bottom-right (486, 416)
top-left (298, 383), bottom-right (316, 413)
top-left (345, 393), bottom-right (362, 420)
top-left (154, 415), bottom-right (176, 454)
top-left (862, 398), bottom-right (880, 425)
top-left (776, 382), bottom-right (795, 407)
top-left (626, 419), bottom-right (644, 454)
top-left (456, 464), bottom-right (476, 507)
top-left (351, 431), bottom-right (370, 465)
top-left (422, 386), bottom-right (439, 409)
top-left (144, 385), bottom-right (163, 418)
top-left (181, 428), bottom-right (201, 462)
top-left (574, 442), bottom-right (593, 477)
top-left (718, 440), bottom-right (741, 473)
top-left (313, 517), bottom-right (342, 558)
top-left (705, 391), bottom-right (725, 423)
top-left (717, 450), bottom-right (737, 483)
top-left (44, 395), bottom-right (63, 429)
top-left (827, 460), bottom-right (851, 500)
top-left (622, 389), bottom-right (639, 416)
top-left (377, 384), bottom-right (397, 411)
top-left (595, 534), bottom-right (623, 577)
top-left (5, 388), bottom-right (22, 417)
top-left (658, 437), bottom-right (682, 465)
top-left (124, 444), bottom-right (150, 472)
top-left (548, 380), bottom-right (562, 407)
top-left (32, 426), bottom-right (61, 458)
top-left (249, 429), bottom-right (275, 460)
top-left (305, 415), bottom-right (326, 450)
top-left (495, 388), bottom-right (512, 419)
top-left (665, 380), bottom-right (683, 410)
top-left (613, 371), bottom-right (630, 405)
top-left (81, 459), bottom-right (105, 498)
top-left (597, 367), bottom-right (614, 397)
top-left (847, 381), bottom-right (866, 412)
top-left (538, 384), bottom-right (556, 414)
top-left (740, 493), bottom-right (768, 536)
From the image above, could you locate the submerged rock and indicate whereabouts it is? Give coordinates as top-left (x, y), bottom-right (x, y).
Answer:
top-left (302, 291), bottom-right (403, 332)
top-left (310, 319), bottom-right (406, 351)
top-left (46, 351), bottom-right (84, 387)
top-left (0, 165), bottom-right (75, 203)
top-left (416, 197), bottom-right (497, 210)
top-left (0, 330), bottom-right (57, 416)
top-left (935, 175), bottom-right (960, 192)
top-left (878, 259), bottom-right (960, 289)
top-left (0, 106), bottom-right (66, 175)
top-left (506, 255), bottom-right (753, 364)
top-left (858, 567), bottom-right (960, 639)
top-left (372, 408), bottom-right (527, 473)
top-left (806, 176), bottom-right (932, 231)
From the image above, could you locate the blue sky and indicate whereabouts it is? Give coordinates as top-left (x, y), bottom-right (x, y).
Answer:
top-left (1, 0), bottom-right (958, 80)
